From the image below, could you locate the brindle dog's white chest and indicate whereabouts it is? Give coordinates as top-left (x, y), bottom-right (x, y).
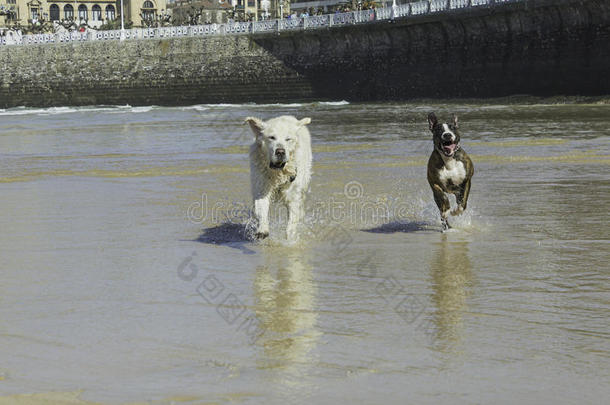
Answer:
top-left (438, 159), bottom-right (466, 188)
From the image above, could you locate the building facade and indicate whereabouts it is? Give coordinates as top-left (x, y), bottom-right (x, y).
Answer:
top-left (253, 0), bottom-right (290, 19)
top-left (123, 0), bottom-right (168, 27)
top-left (170, 0), bottom-right (290, 23)
top-left (0, 0), bottom-right (167, 29)
top-left (170, 0), bottom-right (231, 25)
top-left (289, 0), bottom-right (348, 13)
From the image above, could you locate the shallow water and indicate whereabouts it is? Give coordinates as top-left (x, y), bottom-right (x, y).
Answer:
top-left (0, 102), bottom-right (608, 404)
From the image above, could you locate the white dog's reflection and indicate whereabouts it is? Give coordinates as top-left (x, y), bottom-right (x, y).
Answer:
top-left (253, 245), bottom-right (320, 383)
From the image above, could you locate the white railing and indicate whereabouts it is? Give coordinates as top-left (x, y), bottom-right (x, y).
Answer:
top-left (376, 7), bottom-right (393, 20)
top-left (303, 15), bottom-right (330, 29)
top-left (0, 0), bottom-right (525, 46)
top-left (252, 19), bottom-right (277, 33)
top-left (450, 0), bottom-right (470, 8)
top-left (396, 4), bottom-right (412, 17)
top-left (411, 1), bottom-right (431, 15)
top-left (430, 0), bottom-right (448, 12)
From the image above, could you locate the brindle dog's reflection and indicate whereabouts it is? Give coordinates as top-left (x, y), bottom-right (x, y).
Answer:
top-left (254, 245), bottom-right (319, 375)
top-left (430, 235), bottom-right (473, 350)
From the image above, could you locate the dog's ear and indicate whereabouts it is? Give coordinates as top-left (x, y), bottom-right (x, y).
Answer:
top-left (245, 117), bottom-right (264, 139)
top-left (427, 113), bottom-right (438, 131)
top-left (452, 114), bottom-right (459, 129)
top-left (298, 117), bottom-right (312, 126)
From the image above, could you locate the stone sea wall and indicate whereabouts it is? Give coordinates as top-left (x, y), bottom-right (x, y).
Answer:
top-left (0, 0), bottom-right (608, 107)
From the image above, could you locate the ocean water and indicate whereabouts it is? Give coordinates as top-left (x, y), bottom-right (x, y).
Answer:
top-left (0, 101), bottom-right (608, 404)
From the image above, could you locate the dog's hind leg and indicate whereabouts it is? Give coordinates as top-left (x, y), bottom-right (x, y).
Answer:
top-left (253, 196), bottom-right (270, 239)
top-left (432, 184), bottom-right (451, 231)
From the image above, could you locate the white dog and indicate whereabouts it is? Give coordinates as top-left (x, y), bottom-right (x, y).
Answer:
top-left (245, 115), bottom-right (312, 240)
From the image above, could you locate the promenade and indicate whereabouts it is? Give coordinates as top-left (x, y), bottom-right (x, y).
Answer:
top-left (1, 0), bottom-right (521, 46)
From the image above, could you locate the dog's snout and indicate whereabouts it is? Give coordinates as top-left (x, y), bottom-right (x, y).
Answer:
top-left (442, 132), bottom-right (453, 141)
top-left (275, 148), bottom-right (286, 157)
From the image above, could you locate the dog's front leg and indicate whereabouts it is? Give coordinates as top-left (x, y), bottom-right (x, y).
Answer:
top-left (253, 196), bottom-right (270, 239)
top-left (452, 179), bottom-right (471, 216)
top-left (285, 196), bottom-right (302, 241)
top-left (432, 184), bottom-right (451, 231)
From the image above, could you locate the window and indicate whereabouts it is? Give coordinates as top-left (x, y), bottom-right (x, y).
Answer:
top-left (248, 0), bottom-right (255, 7)
top-left (50, 4), bottom-right (60, 21)
top-left (78, 4), bottom-right (87, 21)
top-left (141, 1), bottom-right (155, 21)
top-left (30, 7), bottom-right (39, 21)
top-left (92, 5), bottom-right (101, 21)
top-left (64, 4), bottom-right (74, 20)
top-left (105, 5), bottom-right (115, 21)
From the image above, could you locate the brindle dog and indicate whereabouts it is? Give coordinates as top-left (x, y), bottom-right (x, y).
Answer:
top-left (426, 112), bottom-right (474, 231)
